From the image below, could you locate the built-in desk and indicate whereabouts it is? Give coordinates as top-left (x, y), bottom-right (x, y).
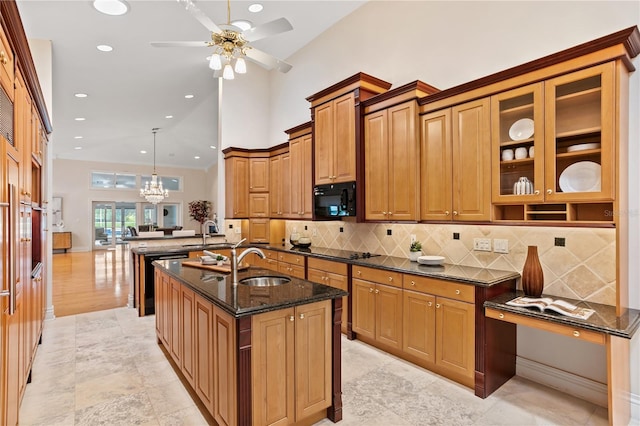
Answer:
top-left (485, 292), bottom-right (640, 426)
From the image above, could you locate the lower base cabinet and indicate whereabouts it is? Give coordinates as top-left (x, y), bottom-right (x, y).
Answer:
top-left (307, 258), bottom-right (348, 334)
top-left (252, 300), bottom-right (332, 426)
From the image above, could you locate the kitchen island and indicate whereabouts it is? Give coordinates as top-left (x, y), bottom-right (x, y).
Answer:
top-left (153, 258), bottom-right (347, 426)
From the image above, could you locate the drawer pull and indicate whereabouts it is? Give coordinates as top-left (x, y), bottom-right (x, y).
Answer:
top-left (289, 315), bottom-right (294, 322)
top-left (499, 313), bottom-right (504, 319)
top-left (573, 330), bottom-right (580, 337)
top-left (388, 277), bottom-right (393, 282)
top-left (411, 281), bottom-right (415, 286)
top-left (369, 288), bottom-right (374, 293)
top-left (375, 289), bottom-right (379, 294)
top-left (0, 51), bottom-right (7, 65)
top-left (357, 270), bottom-right (361, 275)
top-left (455, 289), bottom-right (460, 295)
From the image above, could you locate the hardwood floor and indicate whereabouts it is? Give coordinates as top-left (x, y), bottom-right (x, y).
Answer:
top-left (52, 246), bottom-right (130, 317)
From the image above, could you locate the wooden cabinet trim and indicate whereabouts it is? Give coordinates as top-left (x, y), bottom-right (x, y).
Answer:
top-left (403, 274), bottom-right (475, 303)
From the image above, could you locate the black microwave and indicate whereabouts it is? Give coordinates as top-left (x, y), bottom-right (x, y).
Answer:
top-left (313, 181), bottom-right (356, 219)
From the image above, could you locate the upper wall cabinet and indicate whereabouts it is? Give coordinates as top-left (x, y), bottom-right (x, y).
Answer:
top-left (249, 157), bottom-right (270, 193)
top-left (362, 81), bottom-right (439, 222)
top-left (223, 152), bottom-right (249, 218)
top-left (420, 98), bottom-right (492, 222)
top-left (286, 122), bottom-right (313, 219)
top-left (0, 23), bottom-right (14, 102)
top-left (306, 73), bottom-right (391, 187)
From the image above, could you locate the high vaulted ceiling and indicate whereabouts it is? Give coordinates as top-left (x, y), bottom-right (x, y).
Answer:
top-left (17, 0), bottom-right (365, 170)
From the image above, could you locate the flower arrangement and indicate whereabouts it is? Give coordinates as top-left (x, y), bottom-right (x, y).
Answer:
top-left (188, 200), bottom-right (212, 224)
top-left (410, 241), bottom-right (422, 252)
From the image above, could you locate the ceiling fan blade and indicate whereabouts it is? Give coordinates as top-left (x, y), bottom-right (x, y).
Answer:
top-left (243, 17), bottom-right (293, 42)
top-left (151, 41), bottom-right (209, 48)
top-left (245, 48), bottom-right (292, 73)
top-left (177, 0), bottom-right (222, 34)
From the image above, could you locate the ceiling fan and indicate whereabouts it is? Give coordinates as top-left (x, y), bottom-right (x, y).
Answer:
top-left (151, 0), bottom-right (293, 80)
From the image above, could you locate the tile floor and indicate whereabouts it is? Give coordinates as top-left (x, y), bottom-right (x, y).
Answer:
top-left (20, 307), bottom-right (611, 426)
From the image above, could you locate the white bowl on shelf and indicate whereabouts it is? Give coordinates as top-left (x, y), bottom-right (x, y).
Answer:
top-left (566, 143), bottom-right (601, 152)
top-left (417, 255), bottom-right (445, 266)
top-left (509, 118), bottom-right (534, 141)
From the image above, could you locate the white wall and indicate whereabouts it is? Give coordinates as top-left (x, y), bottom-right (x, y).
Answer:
top-left (52, 158), bottom-right (211, 251)
top-left (236, 0), bottom-right (639, 418)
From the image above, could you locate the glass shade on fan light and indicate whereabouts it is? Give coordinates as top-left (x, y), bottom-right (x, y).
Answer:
top-left (209, 54), bottom-right (222, 71)
top-left (223, 63), bottom-right (235, 80)
top-left (234, 57), bottom-right (247, 74)
top-left (140, 173), bottom-right (169, 204)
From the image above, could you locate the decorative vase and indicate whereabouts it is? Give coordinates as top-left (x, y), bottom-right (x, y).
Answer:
top-left (409, 251), bottom-right (422, 262)
top-left (522, 245), bottom-right (544, 297)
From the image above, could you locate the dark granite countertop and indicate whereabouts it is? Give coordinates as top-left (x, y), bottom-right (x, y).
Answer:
top-left (484, 291), bottom-right (640, 339)
top-left (134, 243), bottom-right (519, 287)
top-left (153, 259), bottom-right (348, 318)
top-left (124, 233), bottom-right (225, 242)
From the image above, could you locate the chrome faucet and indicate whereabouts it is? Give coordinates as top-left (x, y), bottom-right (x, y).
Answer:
top-left (231, 238), bottom-right (266, 285)
top-left (201, 219), bottom-right (217, 245)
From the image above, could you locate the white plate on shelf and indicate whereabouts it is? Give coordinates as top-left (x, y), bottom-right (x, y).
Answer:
top-left (559, 161), bottom-right (601, 192)
top-left (509, 118), bottom-right (534, 141)
top-left (417, 255), bottom-right (445, 266)
top-left (566, 143), bottom-right (601, 152)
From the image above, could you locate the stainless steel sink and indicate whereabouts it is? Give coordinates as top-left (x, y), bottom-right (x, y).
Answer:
top-left (239, 276), bottom-right (291, 287)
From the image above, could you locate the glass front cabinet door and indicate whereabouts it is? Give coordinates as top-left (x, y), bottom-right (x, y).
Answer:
top-left (543, 62), bottom-right (614, 202)
top-left (491, 83), bottom-right (545, 203)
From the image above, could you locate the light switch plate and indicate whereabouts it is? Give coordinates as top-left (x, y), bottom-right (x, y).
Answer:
top-left (473, 238), bottom-right (491, 252)
top-left (235, 227), bottom-right (242, 234)
top-left (493, 239), bottom-right (509, 254)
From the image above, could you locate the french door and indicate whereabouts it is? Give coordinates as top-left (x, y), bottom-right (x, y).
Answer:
top-left (92, 202), bottom-right (136, 250)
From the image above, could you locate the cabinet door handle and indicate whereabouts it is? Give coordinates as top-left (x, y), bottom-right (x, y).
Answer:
top-left (289, 315), bottom-right (295, 322)
top-left (375, 289), bottom-right (379, 294)
top-left (299, 313), bottom-right (305, 320)
top-left (369, 288), bottom-right (374, 293)
top-left (0, 51), bottom-right (7, 65)
top-left (382, 211), bottom-right (387, 215)
top-left (546, 189), bottom-right (553, 194)
top-left (427, 301), bottom-right (432, 307)
top-left (534, 190), bottom-right (540, 195)
top-left (573, 330), bottom-right (580, 337)
top-left (445, 211), bottom-right (450, 216)
top-left (388, 212), bottom-right (393, 216)
top-left (436, 303), bottom-right (441, 308)
top-left (453, 211), bottom-right (458, 216)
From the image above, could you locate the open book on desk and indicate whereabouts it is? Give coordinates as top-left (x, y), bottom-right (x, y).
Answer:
top-left (506, 296), bottom-right (595, 320)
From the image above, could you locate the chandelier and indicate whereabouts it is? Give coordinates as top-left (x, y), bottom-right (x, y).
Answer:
top-left (207, 0), bottom-right (248, 80)
top-left (140, 128), bottom-right (169, 204)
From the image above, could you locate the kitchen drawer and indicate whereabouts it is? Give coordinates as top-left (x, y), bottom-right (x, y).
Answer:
top-left (307, 257), bottom-right (348, 275)
top-left (403, 274), bottom-right (474, 303)
top-left (278, 262), bottom-right (305, 279)
top-left (352, 265), bottom-right (402, 288)
top-left (0, 26), bottom-right (14, 101)
top-left (277, 252), bottom-right (305, 266)
top-left (485, 308), bottom-right (606, 345)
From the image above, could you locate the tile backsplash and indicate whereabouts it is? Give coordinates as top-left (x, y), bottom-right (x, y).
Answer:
top-left (285, 220), bottom-right (616, 306)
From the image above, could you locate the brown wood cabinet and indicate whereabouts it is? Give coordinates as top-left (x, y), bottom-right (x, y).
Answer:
top-left (420, 98), bottom-right (491, 221)
top-left (252, 300), bottom-right (332, 426)
top-left (52, 231), bottom-right (72, 252)
top-left (248, 218), bottom-right (270, 244)
top-left (364, 100), bottom-right (420, 221)
top-left (169, 278), bottom-right (182, 366)
top-left (249, 157), bottom-right (270, 193)
top-left (277, 251), bottom-right (305, 279)
top-left (306, 257), bottom-right (348, 333)
top-left (269, 152), bottom-right (291, 218)
top-left (249, 193), bottom-right (270, 217)
top-left (180, 285), bottom-right (196, 387)
top-left (194, 293), bottom-right (214, 412)
top-left (224, 155), bottom-right (249, 218)
top-left (288, 131), bottom-right (313, 218)
top-left (352, 266), bottom-right (403, 350)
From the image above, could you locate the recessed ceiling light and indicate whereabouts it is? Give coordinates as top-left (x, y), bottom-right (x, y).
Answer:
top-left (93, 0), bottom-right (129, 16)
top-left (75, 117), bottom-right (86, 121)
top-left (165, 115), bottom-right (173, 119)
top-left (210, 145), bottom-right (217, 149)
top-left (140, 150), bottom-right (147, 154)
top-left (194, 156), bottom-right (200, 159)
top-left (74, 146), bottom-right (82, 150)
top-left (231, 19), bottom-right (252, 31)
top-left (74, 136), bottom-right (83, 139)
top-left (97, 44), bottom-right (113, 52)
top-left (248, 3), bottom-right (263, 13)
top-left (75, 93), bottom-right (88, 98)
top-left (184, 94), bottom-right (194, 99)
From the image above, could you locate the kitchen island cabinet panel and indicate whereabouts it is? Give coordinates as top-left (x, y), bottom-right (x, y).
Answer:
top-left (169, 278), bottom-right (182, 366)
top-left (307, 257), bottom-right (348, 334)
top-left (194, 294), bottom-right (214, 414)
top-left (180, 286), bottom-right (196, 387)
top-left (213, 307), bottom-right (237, 426)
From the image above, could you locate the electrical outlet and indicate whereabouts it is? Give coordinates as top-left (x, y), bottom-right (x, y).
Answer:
top-left (387, 229), bottom-right (392, 236)
top-left (473, 238), bottom-right (491, 252)
top-left (235, 227), bottom-right (241, 234)
top-left (453, 233), bottom-right (460, 240)
top-left (312, 228), bottom-right (317, 237)
top-left (493, 239), bottom-right (509, 254)
top-left (410, 234), bottom-right (417, 244)
top-left (555, 237), bottom-right (565, 247)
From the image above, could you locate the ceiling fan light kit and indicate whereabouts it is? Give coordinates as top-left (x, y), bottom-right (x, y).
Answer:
top-left (153, 0), bottom-right (293, 79)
